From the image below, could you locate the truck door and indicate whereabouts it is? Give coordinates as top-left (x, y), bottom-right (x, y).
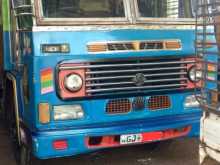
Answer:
top-left (196, 0), bottom-right (220, 164)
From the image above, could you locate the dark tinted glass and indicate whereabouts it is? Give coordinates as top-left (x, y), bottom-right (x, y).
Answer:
top-left (137, 0), bottom-right (196, 18)
top-left (42, 0), bottom-right (125, 18)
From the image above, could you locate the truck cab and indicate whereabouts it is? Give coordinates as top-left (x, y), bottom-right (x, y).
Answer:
top-left (1, 1), bottom-right (202, 165)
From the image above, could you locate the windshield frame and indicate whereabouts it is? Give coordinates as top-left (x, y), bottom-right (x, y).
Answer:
top-left (132, 0), bottom-right (195, 24)
top-left (35, 0), bottom-right (196, 25)
top-left (35, 0), bottom-right (132, 25)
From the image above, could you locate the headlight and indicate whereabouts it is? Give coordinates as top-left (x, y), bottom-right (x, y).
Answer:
top-left (54, 105), bottom-right (84, 121)
top-left (188, 66), bottom-right (202, 82)
top-left (64, 74), bottom-right (83, 92)
top-left (184, 95), bottom-right (200, 108)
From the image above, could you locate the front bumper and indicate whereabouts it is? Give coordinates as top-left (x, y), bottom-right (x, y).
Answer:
top-left (32, 111), bottom-right (201, 159)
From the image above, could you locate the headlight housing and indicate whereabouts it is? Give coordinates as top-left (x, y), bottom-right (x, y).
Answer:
top-left (64, 74), bottom-right (83, 92)
top-left (54, 105), bottom-right (84, 121)
top-left (184, 95), bottom-right (200, 108)
top-left (188, 66), bottom-right (202, 82)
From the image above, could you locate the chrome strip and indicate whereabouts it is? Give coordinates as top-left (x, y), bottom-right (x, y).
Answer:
top-left (86, 84), bottom-right (187, 93)
top-left (86, 78), bottom-right (187, 87)
top-left (60, 61), bottom-right (193, 70)
top-left (86, 66), bottom-right (187, 75)
top-left (86, 72), bottom-right (188, 81)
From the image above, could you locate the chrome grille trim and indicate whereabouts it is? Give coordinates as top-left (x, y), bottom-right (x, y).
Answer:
top-left (86, 72), bottom-right (188, 81)
top-left (58, 57), bottom-right (193, 97)
top-left (86, 67), bottom-right (187, 75)
top-left (59, 60), bottom-right (195, 70)
top-left (86, 78), bottom-right (187, 87)
top-left (86, 84), bottom-right (187, 93)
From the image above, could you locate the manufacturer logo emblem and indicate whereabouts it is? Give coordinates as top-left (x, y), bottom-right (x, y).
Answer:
top-left (133, 73), bottom-right (146, 86)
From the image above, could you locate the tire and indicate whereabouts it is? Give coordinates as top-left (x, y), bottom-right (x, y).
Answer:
top-left (18, 144), bottom-right (31, 165)
top-left (17, 144), bottom-right (40, 165)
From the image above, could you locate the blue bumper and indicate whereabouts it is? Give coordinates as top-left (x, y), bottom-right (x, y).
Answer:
top-left (32, 111), bottom-right (201, 159)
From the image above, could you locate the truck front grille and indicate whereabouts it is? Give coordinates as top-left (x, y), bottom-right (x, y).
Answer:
top-left (85, 57), bottom-right (193, 96)
top-left (58, 57), bottom-right (195, 98)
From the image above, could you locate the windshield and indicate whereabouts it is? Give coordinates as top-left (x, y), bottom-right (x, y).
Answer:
top-left (137, 0), bottom-right (196, 18)
top-left (41, 0), bottom-right (125, 18)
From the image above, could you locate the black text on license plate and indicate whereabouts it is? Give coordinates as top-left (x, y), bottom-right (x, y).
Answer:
top-left (120, 134), bottom-right (142, 145)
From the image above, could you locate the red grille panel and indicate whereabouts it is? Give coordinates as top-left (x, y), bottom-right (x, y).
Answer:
top-left (106, 99), bottom-right (131, 114)
top-left (147, 96), bottom-right (171, 110)
top-left (58, 57), bottom-right (198, 99)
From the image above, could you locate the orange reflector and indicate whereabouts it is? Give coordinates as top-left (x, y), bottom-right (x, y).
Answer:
top-left (207, 64), bottom-right (217, 72)
top-left (87, 44), bottom-right (107, 52)
top-left (38, 103), bottom-right (50, 124)
top-left (211, 91), bottom-right (219, 105)
top-left (165, 41), bottom-right (181, 49)
top-left (53, 140), bottom-right (68, 150)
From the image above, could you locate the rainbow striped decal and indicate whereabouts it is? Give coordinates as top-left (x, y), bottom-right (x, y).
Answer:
top-left (206, 63), bottom-right (217, 81)
top-left (41, 68), bottom-right (54, 94)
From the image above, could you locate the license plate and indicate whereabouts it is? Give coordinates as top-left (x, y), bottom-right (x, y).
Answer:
top-left (120, 134), bottom-right (143, 145)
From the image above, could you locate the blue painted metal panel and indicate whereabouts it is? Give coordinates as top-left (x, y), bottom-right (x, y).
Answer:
top-left (32, 29), bottom-right (195, 57)
top-left (7, 28), bottom-right (202, 159)
top-left (32, 112), bottom-right (201, 159)
top-left (23, 29), bottom-right (199, 130)
top-left (3, 32), bottom-right (12, 70)
top-left (33, 91), bottom-right (200, 131)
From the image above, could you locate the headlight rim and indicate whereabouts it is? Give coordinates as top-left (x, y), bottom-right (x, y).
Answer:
top-left (64, 73), bottom-right (83, 92)
top-left (188, 65), bottom-right (202, 83)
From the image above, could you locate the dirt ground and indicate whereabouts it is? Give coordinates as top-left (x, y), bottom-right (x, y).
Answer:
top-left (0, 123), bottom-right (218, 165)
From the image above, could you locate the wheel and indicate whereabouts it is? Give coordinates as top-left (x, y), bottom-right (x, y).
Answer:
top-left (18, 144), bottom-right (31, 165)
top-left (17, 143), bottom-right (40, 165)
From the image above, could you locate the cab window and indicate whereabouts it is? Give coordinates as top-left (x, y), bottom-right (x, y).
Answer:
top-left (42, 0), bottom-right (125, 18)
top-left (137, 0), bottom-right (196, 18)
